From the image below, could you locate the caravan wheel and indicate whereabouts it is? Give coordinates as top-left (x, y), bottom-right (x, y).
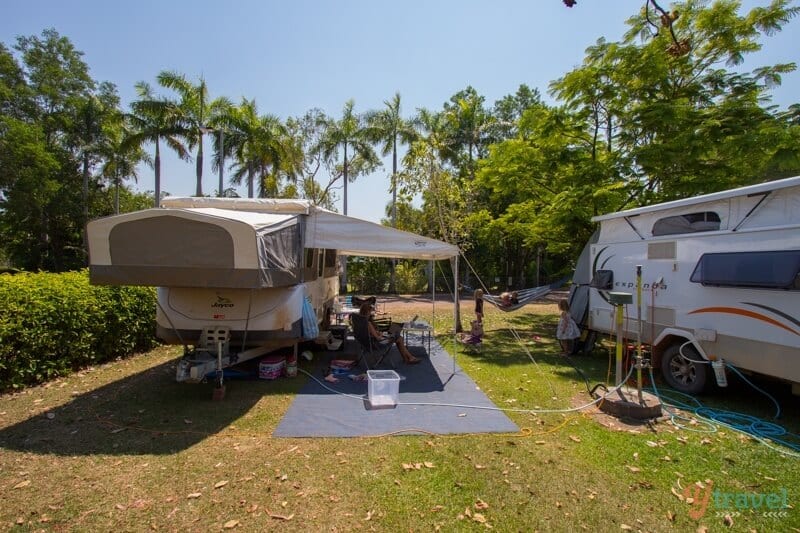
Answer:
top-left (661, 343), bottom-right (708, 395)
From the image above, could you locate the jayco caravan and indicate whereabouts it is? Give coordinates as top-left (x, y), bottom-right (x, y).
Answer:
top-left (570, 176), bottom-right (800, 394)
top-left (87, 197), bottom-right (459, 383)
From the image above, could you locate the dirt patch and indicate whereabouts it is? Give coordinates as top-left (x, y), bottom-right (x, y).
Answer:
top-left (571, 390), bottom-right (666, 433)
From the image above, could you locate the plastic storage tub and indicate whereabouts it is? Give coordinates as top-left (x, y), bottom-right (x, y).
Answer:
top-left (367, 370), bottom-right (400, 408)
top-left (259, 356), bottom-right (285, 380)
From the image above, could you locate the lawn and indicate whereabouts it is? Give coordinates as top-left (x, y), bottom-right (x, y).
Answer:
top-left (0, 297), bottom-right (798, 532)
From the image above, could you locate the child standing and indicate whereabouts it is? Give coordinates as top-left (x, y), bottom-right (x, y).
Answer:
top-left (556, 299), bottom-right (580, 355)
top-left (474, 289), bottom-right (484, 323)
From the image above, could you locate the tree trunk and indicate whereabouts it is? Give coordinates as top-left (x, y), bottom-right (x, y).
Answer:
top-left (82, 151), bottom-right (90, 261)
top-left (340, 143), bottom-right (349, 294)
top-left (154, 140), bottom-right (161, 208)
top-left (195, 135), bottom-right (204, 197)
top-left (389, 137), bottom-right (397, 293)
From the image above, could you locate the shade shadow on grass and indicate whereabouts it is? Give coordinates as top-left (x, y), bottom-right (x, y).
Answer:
top-left (0, 354), bottom-right (308, 456)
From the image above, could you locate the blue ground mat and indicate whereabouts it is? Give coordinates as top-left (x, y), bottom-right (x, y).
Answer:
top-left (273, 334), bottom-right (519, 438)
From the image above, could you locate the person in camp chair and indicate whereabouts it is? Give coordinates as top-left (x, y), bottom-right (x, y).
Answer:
top-left (358, 302), bottom-right (421, 364)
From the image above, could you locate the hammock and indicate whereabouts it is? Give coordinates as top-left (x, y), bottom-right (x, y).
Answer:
top-left (483, 277), bottom-right (568, 312)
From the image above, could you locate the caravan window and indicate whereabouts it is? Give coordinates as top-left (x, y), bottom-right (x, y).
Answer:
top-left (652, 212), bottom-right (720, 236)
top-left (690, 250), bottom-right (800, 290)
top-left (323, 249), bottom-right (337, 268)
top-left (305, 249), bottom-right (316, 269)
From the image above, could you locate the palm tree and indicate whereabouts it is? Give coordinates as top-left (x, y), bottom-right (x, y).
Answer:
top-left (319, 100), bottom-right (379, 215)
top-left (442, 87), bottom-right (492, 182)
top-left (101, 113), bottom-right (150, 213)
top-left (73, 94), bottom-right (109, 252)
top-left (318, 100), bottom-right (380, 292)
top-left (365, 92), bottom-right (418, 292)
top-left (225, 99), bottom-right (293, 198)
top-left (124, 81), bottom-right (189, 207)
top-left (157, 71), bottom-right (226, 197)
top-left (205, 96), bottom-right (234, 197)
top-left (365, 92), bottom-right (418, 228)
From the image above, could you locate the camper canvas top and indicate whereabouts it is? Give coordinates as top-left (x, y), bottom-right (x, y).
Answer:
top-left (87, 197), bottom-right (459, 289)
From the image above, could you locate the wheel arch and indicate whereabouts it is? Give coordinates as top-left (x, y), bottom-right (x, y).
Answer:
top-left (651, 328), bottom-right (709, 368)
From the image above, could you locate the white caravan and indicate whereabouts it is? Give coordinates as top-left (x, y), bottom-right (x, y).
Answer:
top-left (569, 176), bottom-right (800, 394)
top-left (87, 197), bottom-right (459, 383)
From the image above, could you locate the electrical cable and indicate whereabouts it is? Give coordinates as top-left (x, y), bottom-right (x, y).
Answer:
top-left (299, 361), bottom-right (637, 416)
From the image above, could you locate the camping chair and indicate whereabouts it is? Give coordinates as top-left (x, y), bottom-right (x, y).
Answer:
top-left (349, 313), bottom-right (396, 370)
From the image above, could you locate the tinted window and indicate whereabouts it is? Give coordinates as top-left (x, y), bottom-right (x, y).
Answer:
top-left (690, 250), bottom-right (800, 290)
top-left (653, 212), bottom-right (720, 236)
top-left (324, 249), bottom-right (338, 268)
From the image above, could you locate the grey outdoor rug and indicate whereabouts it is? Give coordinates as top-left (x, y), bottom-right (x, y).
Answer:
top-left (273, 334), bottom-right (519, 437)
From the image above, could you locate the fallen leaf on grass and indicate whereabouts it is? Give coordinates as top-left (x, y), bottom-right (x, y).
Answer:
top-left (184, 419), bottom-right (192, 424)
top-left (569, 436), bottom-right (581, 443)
top-left (626, 465), bottom-right (641, 473)
top-left (223, 519), bottom-right (239, 528)
top-left (723, 514), bottom-right (734, 527)
top-left (475, 499), bottom-right (489, 510)
top-left (214, 480), bottom-right (229, 489)
top-left (187, 493), bottom-right (202, 499)
top-left (472, 512), bottom-right (487, 523)
top-left (13, 480), bottom-right (31, 489)
top-left (424, 462), bottom-right (435, 469)
top-left (364, 510), bottom-right (374, 521)
top-left (620, 525), bottom-right (633, 530)
top-left (246, 504), bottom-right (258, 513)
top-left (666, 510), bottom-right (675, 521)
top-left (645, 440), bottom-right (659, 447)
top-left (265, 508), bottom-right (294, 521)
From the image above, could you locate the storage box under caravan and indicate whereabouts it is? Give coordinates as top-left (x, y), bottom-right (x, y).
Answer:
top-left (569, 176), bottom-right (800, 395)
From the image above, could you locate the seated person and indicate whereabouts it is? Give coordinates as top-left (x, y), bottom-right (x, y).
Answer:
top-left (458, 319), bottom-right (484, 344)
top-left (359, 302), bottom-right (420, 364)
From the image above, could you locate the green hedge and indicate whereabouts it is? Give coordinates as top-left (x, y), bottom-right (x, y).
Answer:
top-left (0, 270), bottom-right (157, 390)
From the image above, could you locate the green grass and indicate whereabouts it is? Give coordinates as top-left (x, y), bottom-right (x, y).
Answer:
top-left (1, 302), bottom-right (798, 531)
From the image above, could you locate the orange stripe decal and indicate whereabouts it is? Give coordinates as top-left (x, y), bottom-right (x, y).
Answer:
top-left (688, 307), bottom-right (800, 337)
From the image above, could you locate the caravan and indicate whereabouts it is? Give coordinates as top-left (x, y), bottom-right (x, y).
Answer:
top-left (87, 197), bottom-right (458, 383)
top-left (570, 176), bottom-right (800, 394)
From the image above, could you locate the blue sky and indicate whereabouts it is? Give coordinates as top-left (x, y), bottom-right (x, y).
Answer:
top-left (2, 0), bottom-right (797, 223)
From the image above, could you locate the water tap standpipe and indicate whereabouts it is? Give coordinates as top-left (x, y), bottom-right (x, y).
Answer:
top-left (608, 291), bottom-right (633, 385)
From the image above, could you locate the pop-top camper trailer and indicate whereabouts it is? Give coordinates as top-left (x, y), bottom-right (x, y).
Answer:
top-left (87, 197), bottom-right (459, 383)
top-left (570, 176), bottom-right (800, 395)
